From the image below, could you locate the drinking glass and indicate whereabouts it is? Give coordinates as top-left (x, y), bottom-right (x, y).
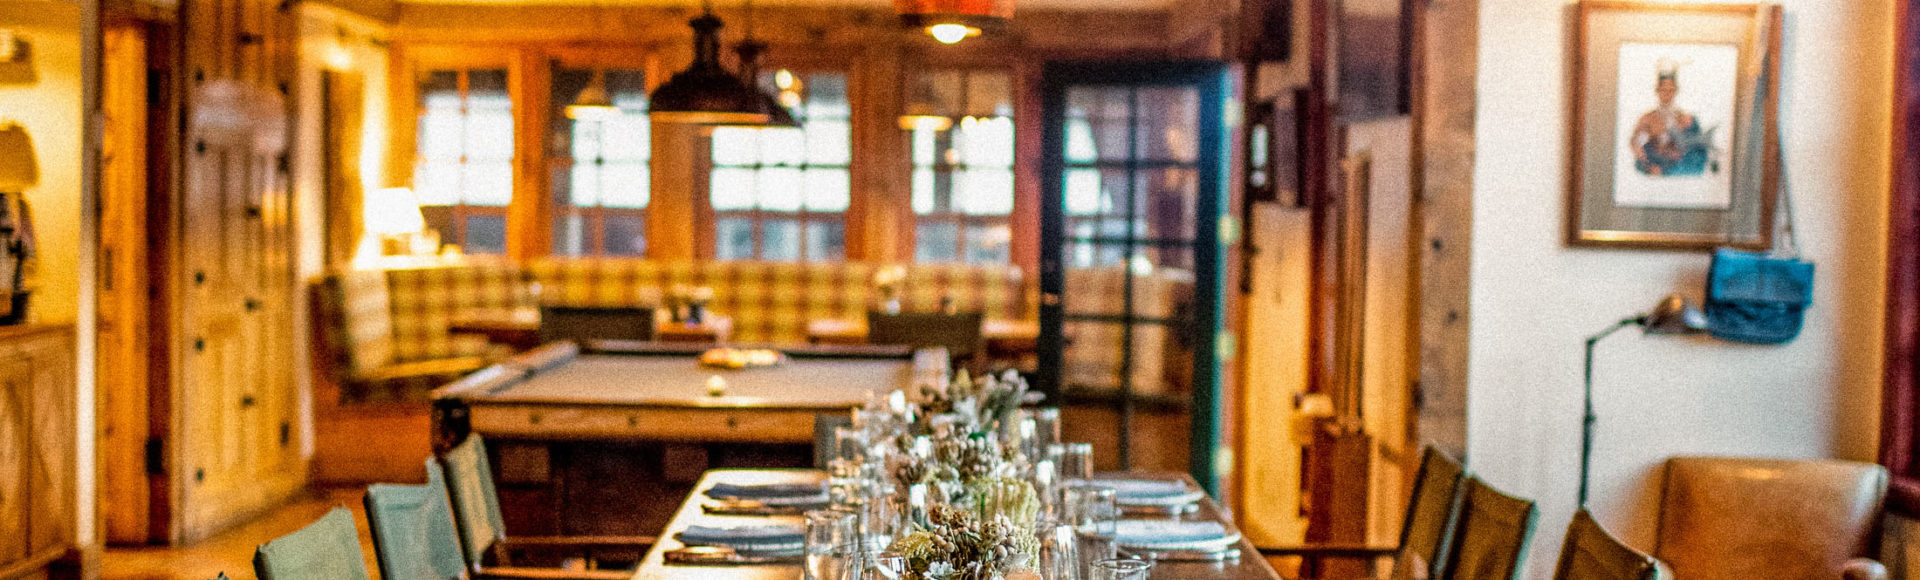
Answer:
top-left (1062, 485), bottom-right (1118, 576)
top-left (1053, 443), bottom-right (1095, 482)
top-left (1032, 408), bottom-right (1062, 452)
top-left (1037, 519), bottom-right (1081, 580)
top-left (1089, 558), bottom-right (1152, 580)
top-left (857, 493), bottom-right (900, 553)
top-left (806, 510), bottom-right (858, 580)
top-left (835, 426), bottom-right (869, 463)
top-left (855, 552), bottom-right (908, 580)
top-left (828, 459), bottom-right (869, 509)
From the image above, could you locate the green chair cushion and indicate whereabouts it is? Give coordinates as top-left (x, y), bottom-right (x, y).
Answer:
top-left (366, 461), bottom-right (469, 580)
top-left (442, 435), bottom-right (508, 567)
top-left (253, 507), bottom-right (371, 580)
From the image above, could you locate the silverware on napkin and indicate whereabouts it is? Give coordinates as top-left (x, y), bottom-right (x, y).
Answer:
top-left (664, 546), bottom-right (803, 565)
top-left (1120, 547), bottom-right (1242, 562)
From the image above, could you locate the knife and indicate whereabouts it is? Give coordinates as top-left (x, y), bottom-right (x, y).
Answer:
top-left (1120, 547), bottom-right (1242, 562)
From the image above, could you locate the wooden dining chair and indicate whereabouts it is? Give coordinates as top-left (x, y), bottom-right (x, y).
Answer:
top-left (867, 311), bottom-right (984, 366)
top-left (365, 462), bottom-right (471, 580)
top-left (1552, 509), bottom-right (1661, 580)
top-left (440, 435), bottom-right (654, 577)
top-left (538, 306), bottom-right (656, 344)
top-left (252, 507), bottom-right (372, 580)
top-left (1439, 477), bottom-right (1538, 580)
top-left (1258, 446), bottom-right (1467, 580)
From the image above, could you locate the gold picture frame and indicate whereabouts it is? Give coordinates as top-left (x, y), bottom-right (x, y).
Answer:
top-left (1568, 1), bottom-right (1781, 250)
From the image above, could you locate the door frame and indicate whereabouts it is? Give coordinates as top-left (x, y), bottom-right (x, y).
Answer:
top-left (1036, 60), bottom-right (1230, 492)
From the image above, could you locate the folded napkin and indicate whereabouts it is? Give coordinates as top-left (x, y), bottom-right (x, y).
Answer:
top-left (679, 524), bottom-right (806, 553)
top-left (705, 482), bottom-right (830, 506)
top-left (1114, 520), bottom-right (1240, 551)
top-left (1087, 478), bottom-right (1205, 506)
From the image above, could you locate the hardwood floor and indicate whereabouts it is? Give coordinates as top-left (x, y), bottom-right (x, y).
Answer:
top-left (102, 488), bottom-right (380, 580)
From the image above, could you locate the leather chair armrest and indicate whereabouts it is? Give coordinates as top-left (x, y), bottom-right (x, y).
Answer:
top-left (1842, 558), bottom-right (1887, 580)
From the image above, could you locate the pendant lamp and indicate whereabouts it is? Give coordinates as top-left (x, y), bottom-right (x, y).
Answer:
top-left (895, 0), bottom-right (1013, 44)
top-left (724, 40), bottom-right (801, 128)
top-left (566, 0), bottom-right (622, 120)
top-left (651, 4), bottom-right (770, 125)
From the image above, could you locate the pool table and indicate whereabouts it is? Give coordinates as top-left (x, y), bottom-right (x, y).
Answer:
top-left (429, 340), bottom-right (942, 536)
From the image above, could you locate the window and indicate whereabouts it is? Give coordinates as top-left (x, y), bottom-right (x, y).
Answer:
top-left (550, 67), bottom-right (651, 256)
top-left (710, 70), bottom-right (851, 262)
top-left (908, 70), bottom-right (1015, 264)
top-left (1062, 86), bottom-right (1152, 268)
top-left (414, 68), bottom-right (513, 255)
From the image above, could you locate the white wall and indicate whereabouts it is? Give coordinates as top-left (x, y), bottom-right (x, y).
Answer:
top-left (1469, 0), bottom-right (1893, 576)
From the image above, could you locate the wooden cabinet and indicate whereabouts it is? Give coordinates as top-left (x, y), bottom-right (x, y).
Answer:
top-left (0, 325), bottom-right (77, 580)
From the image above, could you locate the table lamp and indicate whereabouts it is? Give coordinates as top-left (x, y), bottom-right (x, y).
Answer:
top-left (0, 123), bottom-right (36, 193)
top-left (1578, 293), bottom-right (1708, 506)
top-left (364, 187), bottom-right (426, 255)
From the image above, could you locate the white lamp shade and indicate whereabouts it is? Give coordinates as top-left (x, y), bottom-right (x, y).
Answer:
top-left (364, 187), bottom-right (425, 235)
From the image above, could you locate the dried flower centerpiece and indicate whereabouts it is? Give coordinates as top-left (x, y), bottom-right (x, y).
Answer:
top-left (888, 505), bottom-right (1038, 580)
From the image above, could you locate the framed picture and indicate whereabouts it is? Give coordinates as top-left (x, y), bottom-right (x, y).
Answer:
top-left (1334, 0), bottom-right (1413, 121)
top-left (1569, 1), bottom-right (1782, 250)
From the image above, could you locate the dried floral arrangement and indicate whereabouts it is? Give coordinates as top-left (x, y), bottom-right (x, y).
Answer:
top-left (887, 505), bottom-right (1038, 580)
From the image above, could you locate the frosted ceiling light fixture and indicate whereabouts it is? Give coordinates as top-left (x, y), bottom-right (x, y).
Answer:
top-left (896, 0), bottom-right (1012, 45)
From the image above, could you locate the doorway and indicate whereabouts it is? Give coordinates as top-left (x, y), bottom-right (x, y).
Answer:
top-left (1035, 61), bottom-right (1228, 492)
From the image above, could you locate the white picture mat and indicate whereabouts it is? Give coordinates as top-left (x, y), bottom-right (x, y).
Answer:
top-left (1611, 41), bottom-right (1740, 209)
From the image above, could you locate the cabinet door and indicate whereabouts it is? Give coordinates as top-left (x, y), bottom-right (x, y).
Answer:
top-left (0, 357), bottom-right (27, 561)
top-left (27, 340), bottom-right (73, 553)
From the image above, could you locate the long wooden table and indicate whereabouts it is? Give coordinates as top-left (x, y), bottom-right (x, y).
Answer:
top-left (634, 469), bottom-right (1281, 580)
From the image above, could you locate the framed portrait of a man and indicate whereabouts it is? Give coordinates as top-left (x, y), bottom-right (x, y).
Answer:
top-left (1569, 2), bottom-right (1781, 250)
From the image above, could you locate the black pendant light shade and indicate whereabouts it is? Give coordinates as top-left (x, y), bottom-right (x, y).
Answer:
top-left (651, 12), bottom-right (770, 124)
top-left (721, 40), bottom-right (801, 129)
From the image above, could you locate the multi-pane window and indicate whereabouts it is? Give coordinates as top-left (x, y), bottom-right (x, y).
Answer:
top-left (710, 71), bottom-right (851, 262)
top-left (550, 67), bottom-right (650, 256)
top-left (908, 70), bottom-right (1015, 264)
top-left (1063, 86), bottom-right (1154, 268)
top-left (415, 68), bottom-right (513, 255)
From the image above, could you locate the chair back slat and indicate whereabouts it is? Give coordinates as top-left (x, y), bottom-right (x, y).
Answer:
top-left (441, 435), bottom-right (508, 567)
top-left (1396, 447), bottom-right (1467, 580)
top-left (538, 306), bottom-right (657, 344)
top-left (1553, 509), bottom-right (1659, 580)
top-left (1442, 478), bottom-right (1538, 580)
top-left (253, 507), bottom-right (371, 580)
top-left (365, 461), bottom-right (469, 580)
top-left (866, 311), bottom-right (984, 358)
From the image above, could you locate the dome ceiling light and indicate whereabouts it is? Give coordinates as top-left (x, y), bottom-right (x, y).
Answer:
top-left (895, 0), bottom-right (1013, 45)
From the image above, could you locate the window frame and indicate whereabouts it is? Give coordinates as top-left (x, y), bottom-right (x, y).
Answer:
top-left (907, 68), bottom-right (1018, 265)
top-left (544, 46), bottom-right (660, 257)
top-left (411, 65), bottom-right (516, 255)
top-left (702, 64), bottom-right (856, 263)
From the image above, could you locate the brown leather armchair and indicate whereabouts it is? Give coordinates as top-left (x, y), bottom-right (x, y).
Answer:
top-left (1653, 457), bottom-right (1889, 580)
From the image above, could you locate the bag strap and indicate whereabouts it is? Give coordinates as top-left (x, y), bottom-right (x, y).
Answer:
top-left (1755, 6), bottom-right (1801, 258)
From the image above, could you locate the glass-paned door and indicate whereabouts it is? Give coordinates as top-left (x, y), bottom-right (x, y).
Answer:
top-left (1038, 61), bottom-right (1227, 492)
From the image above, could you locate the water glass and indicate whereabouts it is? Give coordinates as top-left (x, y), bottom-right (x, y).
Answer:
top-left (835, 426), bottom-right (869, 463)
top-left (850, 552), bottom-right (908, 580)
top-left (1062, 485), bottom-right (1118, 575)
top-left (1053, 443), bottom-right (1095, 482)
top-left (1032, 408), bottom-right (1062, 451)
top-left (806, 509), bottom-right (858, 580)
top-left (1089, 558), bottom-right (1152, 580)
top-left (857, 493), bottom-right (900, 553)
top-left (1037, 519), bottom-right (1081, 580)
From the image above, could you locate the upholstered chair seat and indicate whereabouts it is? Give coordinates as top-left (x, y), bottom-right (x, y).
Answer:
top-left (1653, 457), bottom-right (1889, 580)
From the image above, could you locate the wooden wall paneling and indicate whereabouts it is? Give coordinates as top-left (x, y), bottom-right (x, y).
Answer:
top-left (0, 354), bottom-right (25, 563)
top-left (509, 46), bottom-right (550, 260)
top-left (98, 22), bottom-right (153, 546)
top-left (850, 43), bottom-right (898, 263)
top-left (1411, 0), bottom-right (1474, 461)
top-left (0, 327), bottom-right (78, 576)
top-left (324, 71), bottom-right (367, 269)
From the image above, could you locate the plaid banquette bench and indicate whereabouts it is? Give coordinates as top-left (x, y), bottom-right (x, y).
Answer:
top-left (317, 258), bottom-right (1031, 379)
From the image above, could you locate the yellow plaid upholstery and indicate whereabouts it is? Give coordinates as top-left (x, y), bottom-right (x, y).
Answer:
top-left (337, 269), bottom-right (396, 377)
top-left (364, 259), bottom-right (1030, 357)
top-left (528, 258), bottom-right (1028, 344)
top-left (385, 260), bottom-right (538, 363)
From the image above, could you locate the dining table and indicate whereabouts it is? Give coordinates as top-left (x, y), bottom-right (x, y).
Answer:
top-left (631, 468), bottom-right (1282, 580)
